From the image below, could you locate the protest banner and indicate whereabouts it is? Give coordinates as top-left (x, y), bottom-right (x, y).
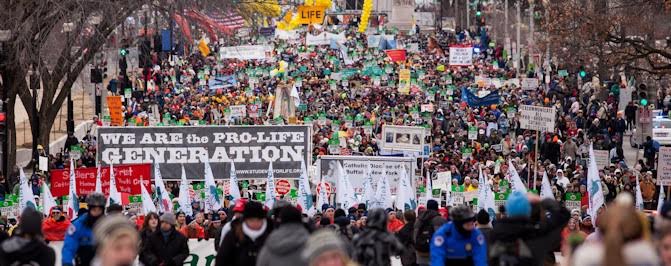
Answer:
top-left (219, 45), bottom-right (270, 60)
top-left (305, 32), bottom-right (346, 46)
top-left (385, 49), bottom-right (407, 62)
top-left (398, 69), bottom-right (411, 94)
top-left (519, 105), bottom-right (556, 132)
top-left (659, 147), bottom-right (671, 185)
top-left (297, 5), bottom-right (326, 24)
top-left (565, 192), bottom-right (582, 210)
top-left (50, 163), bottom-right (152, 197)
top-left (381, 125), bottom-right (425, 151)
top-left (98, 125), bottom-right (311, 180)
top-left (366, 34), bottom-right (395, 48)
top-left (318, 156), bottom-right (415, 196)
top-left (0, 199), bottom-right (19, 219)
top-left (521, 78), bottom-right (540, 90)
top-left (106, 96), bottom-right (123, 126)
top-left (448, 46), bottom-right (473, 66)
top-left (229, 105), bottom-right (247, 118)
top-left (275, 29), bottom-right (300, 40)
top-left (584, 149), bottom-right (610, 170)
top-left (275, 179), bottom-right (292, 195)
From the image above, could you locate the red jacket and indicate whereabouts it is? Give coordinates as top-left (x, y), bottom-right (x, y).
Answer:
top-left (387, 218), bottom-right (404, 233)
top-left (42, 216), bottom-right (71, 241)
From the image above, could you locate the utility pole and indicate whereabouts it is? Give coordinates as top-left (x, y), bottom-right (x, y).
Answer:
top-left (529, 0), bottom-right (535, 67)
top-left (516, 1), bottom-right (521, 77)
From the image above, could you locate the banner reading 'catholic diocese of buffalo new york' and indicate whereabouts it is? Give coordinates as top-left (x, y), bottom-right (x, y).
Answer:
top-left (97, 125), bottom-right (311, 180)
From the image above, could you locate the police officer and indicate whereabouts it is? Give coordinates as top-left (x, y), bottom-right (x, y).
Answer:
top-left (62, 192), bottom-right (106, 266)
top-left (430, 205), bottom-right (487, 266)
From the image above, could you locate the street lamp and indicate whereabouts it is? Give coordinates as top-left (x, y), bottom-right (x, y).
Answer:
top-left (63, 22), bottom-right (75, 149)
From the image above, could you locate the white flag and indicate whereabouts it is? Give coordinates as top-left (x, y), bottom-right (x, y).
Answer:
top-left (374, 171), bottom-right (393, 209)
top-left (41, 182), bottom-right (57, 216)
top-left (265, 162), bottom-right (276, 209)
top-left (587, 144), bottom-right (605, 219)
top-left (94, 164), bottom-right (102, 194)
top-left (107, 164), bottom-right (122, 207)
top-left (297, 159), bottom-right (313, 213)
top-left (635, 174), bottom-right (644, 210)
top-left (425, 171), bottom-right (433, 201)
top-left (658, 185), bottom-right (666, 214)
top-left (540, 171), bottom-right (554, 200)
top-left (154, 163), bottom-right (173, 213)
top-left (67, 159), bottom-right (79, 220)
top-left (336, 162), bottom-right (356, 209)
top-left (140, 178), bottom-right (157, 214)
top-left (363, 163), bottom-right (376, 207)
top-left (396, 166), bottom-right (416, 210)
top-left (316, 177), bottom-right (329, 211)
top-left (508, 161), bottom-right (528, 193)
top-left (204, 159), bottom-right (222, 211)
top-left (178, 165), bottom-right (193, 217)
top-left (19, 168), bottom-right (37, 212)
top-left (229, 161), bottom-right (242, 202)
top-left (477, 167), bottom-right (487, 210)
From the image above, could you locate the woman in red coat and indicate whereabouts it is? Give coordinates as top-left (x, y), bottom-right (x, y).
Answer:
top-left (42, 206), bottom-right (71, 241)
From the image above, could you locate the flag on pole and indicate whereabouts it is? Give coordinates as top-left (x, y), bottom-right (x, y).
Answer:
top-left (229, 161), bottom-right (242, 202)
top-left (140, 178), bottom-right (157, 214)
top-left (477, 167), bottom-right (487, 210)
top-left (95, 164), bottom-right (102, 194)
top-left (179, 165), bottom-right (193, 217)
top-left (540, 171), bottom-right (554, 200)
top-left (154, 163), bottom-right (173, 213)
top-left (265, 162), bottom-right (276, 209)
top-left (635, 174), bottom-right (644, 210)
top-left (336, 162), bottom-right (356, 209)
top-left (508, 161), bottom-right (528, 193)
top-left (396, 166), bottom-right (417, 210)
top-left (425, 171), bottom-right (433, 201)
top-left (19, 168), bottom-right (37, 212)
top-left (658, 185), bottom-right (666, 214)
top-left (316, 176), bottom-right (329, 211)
top-left (41, 182), bottom-right (57, 216)
top-left (374, 170), bottom-right (392, 209)
top-left (107, 164), bottom-right (122, 206)
top-left (587, 144), bottom-right (605, 219)
top-left (297, 159), bottom-right (313, 213)
top-left (67, 159), bottom-right (79, 220)
top-left (204, 159), bottom-right (222, 212)
top-left (362, 163), bottom-right (376, 207)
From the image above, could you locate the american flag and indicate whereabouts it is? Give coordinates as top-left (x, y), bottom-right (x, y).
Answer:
top-left (207, 10), bottom-right (245, 31)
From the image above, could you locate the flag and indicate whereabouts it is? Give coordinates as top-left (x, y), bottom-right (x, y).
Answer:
top-left (154, 163), bottom-right (173, 213)
top-left (477, 167), bottom-right (487, 210)
top-left (316, 177), bottom-right (329, 211)
top-left (204, 159), bottom-right (222, 211)
top-left (508, 161), bottom-right (528, 193)
top-left (67, 159), bottom-right (79, 220)
top-left (635, 174), bottom-right (644, 210)
top-left (19, 168), bottom-right (37, 212)
top-left (107, 164), bottom-right (122, 206)
top-left (658, 185), bottom-right (666, 213)
top-left (336, 162), bottom-right (357, 209)
top-left (363, 164), bottom-right (376, 207)
top-left (396, 166), bottom-right (416, 210)
top-left (140, 178), bottom-right (157, 214)
top-left (587, 144), bottom-right (605, 219)
top-left (297, 159), bottom-right (312, 213)
top-left (477, 167), bottom-right (496, 219)
top-left (374, 170), bottom-right (392, 209)
top-left (95, 164), bottom-right (102, 194)
top-left (290, 84), bottom-right (301, 108)
top-left (198, 38), bottom-right (210, 57)
top-left (425, 171), bottom-right (433, 201)
top-left (41, 182), bottom-right (57, 216)
top-left (179, 165), bottom-right (193, 217)
top-left (265, 162), bottom-right (276, 209)
top-left (540, 171), bottom-right (554, 200)
top-left (229, 161), bottom-right (242, 202)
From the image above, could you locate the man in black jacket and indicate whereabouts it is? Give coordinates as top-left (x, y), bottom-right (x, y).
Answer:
top-left (139, 213), bottom-right (190, 266)
top-left (413, 199), bottom-right (446, 266)
top-left (216, 201), bottom-right (273, 266)
top-left (0, 208), bottom-right (55, 266)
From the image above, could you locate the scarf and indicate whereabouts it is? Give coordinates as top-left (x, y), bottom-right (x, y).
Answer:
top-left (242, 219), bottom-right (267, 241)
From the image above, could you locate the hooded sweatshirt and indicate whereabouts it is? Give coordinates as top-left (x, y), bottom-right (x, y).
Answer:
top-left (256, 223), bottom-right (309, 266)
top-left (351, 208), bottom-right (405, 266)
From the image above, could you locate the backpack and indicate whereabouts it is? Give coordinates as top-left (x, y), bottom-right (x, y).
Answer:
top-left (414, 214), bottom-right (437, 253)
top-left (489, 238), bottom-right (535, 266)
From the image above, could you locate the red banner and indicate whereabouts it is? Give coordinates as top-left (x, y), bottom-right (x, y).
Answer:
top-left (385, 49), bottom-right (407, 62)
top-left (50, 164), bottom-right (152, 197)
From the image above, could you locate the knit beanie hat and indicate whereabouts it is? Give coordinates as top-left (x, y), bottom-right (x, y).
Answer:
top-left (427, 199), bottom-right (439, 211)
top-left (243, 201), bottom-right (266, 219)
top-left (334, 208), bottom-right (346, 218)
top-left (160, 213), bottom-right (177, 226)
top-left (302, 230), bottom-right (348, 263)
top-left (505, 191), bottom-right (531, 218)
top-left (279, 206), bottom-right (302, 225)
top-left (18, 208), bottom-right (43, 236)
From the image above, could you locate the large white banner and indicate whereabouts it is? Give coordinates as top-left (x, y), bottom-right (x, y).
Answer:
top-left (275, 29), bottom-right (300, 40)
top-left (219, 45), bottom-right (271, 60)
top-left (449, 46), bottom-right (473, 66)
top-left (521, 78), bottom-right (540, 90)
top-left (519, 105), bottom-right (556, 132)
top-left (305, 32), bottom-right (346, 46)
top-left (659, 147), bottom-right (671, 186)
top-left (318, 156), bottom-right (415, 196)
top-left (381, 125), bottom-right (425, 151)
top-left (51, 239), bottom-right (216, 266)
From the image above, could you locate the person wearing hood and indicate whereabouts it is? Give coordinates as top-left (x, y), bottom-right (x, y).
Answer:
top-left (62, 192), bottom-right (107, 266)
top-left (351, 208), bottom-right (405, 266)
top-left (216, 200), bottom-right (273, 266)
top-left (42, 206), bottom-right (71, 241)
top-left (414, 199), bottom-right (446, 266)
top-left (327, 208), bottom-right (357, 242)
top-left (430, 205), bottom-right (487, 266)
top-left (0, 208), bottom-right (55, 266)
top-left (256, 205), bottom-right (309, 266)
top-left (139, 213), bottom-right (190, 266)
top-left (218, 198), bottom-right (248, 250)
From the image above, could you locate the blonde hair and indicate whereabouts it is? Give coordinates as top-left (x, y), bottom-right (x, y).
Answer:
top-left (93, 215), bottom-right (140, 249)
top-left (599, 196), bottom-right (649, 266)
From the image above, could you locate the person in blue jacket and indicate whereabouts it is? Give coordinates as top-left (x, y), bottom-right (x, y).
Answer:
top-left (62, 192), bottom-right (106, 266)
top-left (430, 205), bottom-right (487, 266)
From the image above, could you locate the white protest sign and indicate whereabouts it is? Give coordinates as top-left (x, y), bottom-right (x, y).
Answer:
top-left (219, 45), bottom-right (270, 60)
top-left (519, 105), bottom-right (556, 132)
top-left (659, 147), bottom-right (671, 185)
top-left (229, 105), bottom-right (247, 118)
top-left (587, 149), bottom-right (610, 170)
top-left (449, 46), bottom-right (473, 66)
top-left (305, 32), bottom-right (346, 46)
top-left (521, 78), bottom-right (540, 90)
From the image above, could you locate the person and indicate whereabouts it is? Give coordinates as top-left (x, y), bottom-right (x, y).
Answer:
top-left (257, 206), bottom-right (309, 266)
top-left (475, 209), bottom-right (493, 247)
top-left (42, 206), bottom-right (71, 241)
top-left (351, 208), bottom-right (405, 266)
top-left (0, 208), bottom-right (56, 266)
top-left (430, 205), bottom-right (487, 266)
top-left (658, 228), bottom-right (671, 266)
top-left (175, 211), bottom-right (188, 233)
top-left (216, 200), bottom-right (273, 266)
top-left (90, 215), bottom-right (141, 266)
top-left (302, 230), bottom-right (357, 266)
top-left (180, 212), bottom-right (206, 239)
top-left (387, 209), bottom-right (404, 233)
top-left (643, 136), bottom-right (656, 168)
top-left (397, 210), bottom-right (417, 266)
top-left (139, 213), bottom-right (190, 266)
top-left (328, 208), bottom-right (356, 242)
top-left (218, 198), bottom-right (247, 249)
top-left (139, 212), bottom-right (159, 250)
top-left (62, 192), bottom-right (107, 266)
top-left (414, 199), bottom-right (446, 266)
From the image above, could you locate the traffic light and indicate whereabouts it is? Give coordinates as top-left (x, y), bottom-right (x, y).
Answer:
top-left (579, 66), bottom-right (586, 78)
top-left (640, 98), bottom-right (648, 106)
top-left (640, 91), bottom-right (648, 107)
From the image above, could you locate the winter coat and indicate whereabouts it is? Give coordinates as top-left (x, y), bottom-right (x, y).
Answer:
top-left (396, 222), bottom-right (416, 266)
top-left (216, 218), bottom-right (273, 266)
top-left (351, 208), bottom-right (405, 266)
top-left (139, 228), bottom-right (190, 266)
top-left (413, 209), bottom-right (446, 264)
top-left (42, 216), bottom-right (71, 241)
top-left (0, 237), bottom-right (56, 266)
top-left (256, 223), bottom-right (309, 266)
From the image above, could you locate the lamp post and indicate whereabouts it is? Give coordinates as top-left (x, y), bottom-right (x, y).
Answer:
top-left (88, 15), bottom-right (102, 118)
top-left (63, 22), bottom-right (75, 145)
top-left (0, 29), bottom-right (10, 177)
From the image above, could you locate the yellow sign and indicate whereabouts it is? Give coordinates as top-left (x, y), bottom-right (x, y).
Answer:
top-left (398, 69), bottom-right (411, 94)
top-left (297, 5), bottom-right (326, 24)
